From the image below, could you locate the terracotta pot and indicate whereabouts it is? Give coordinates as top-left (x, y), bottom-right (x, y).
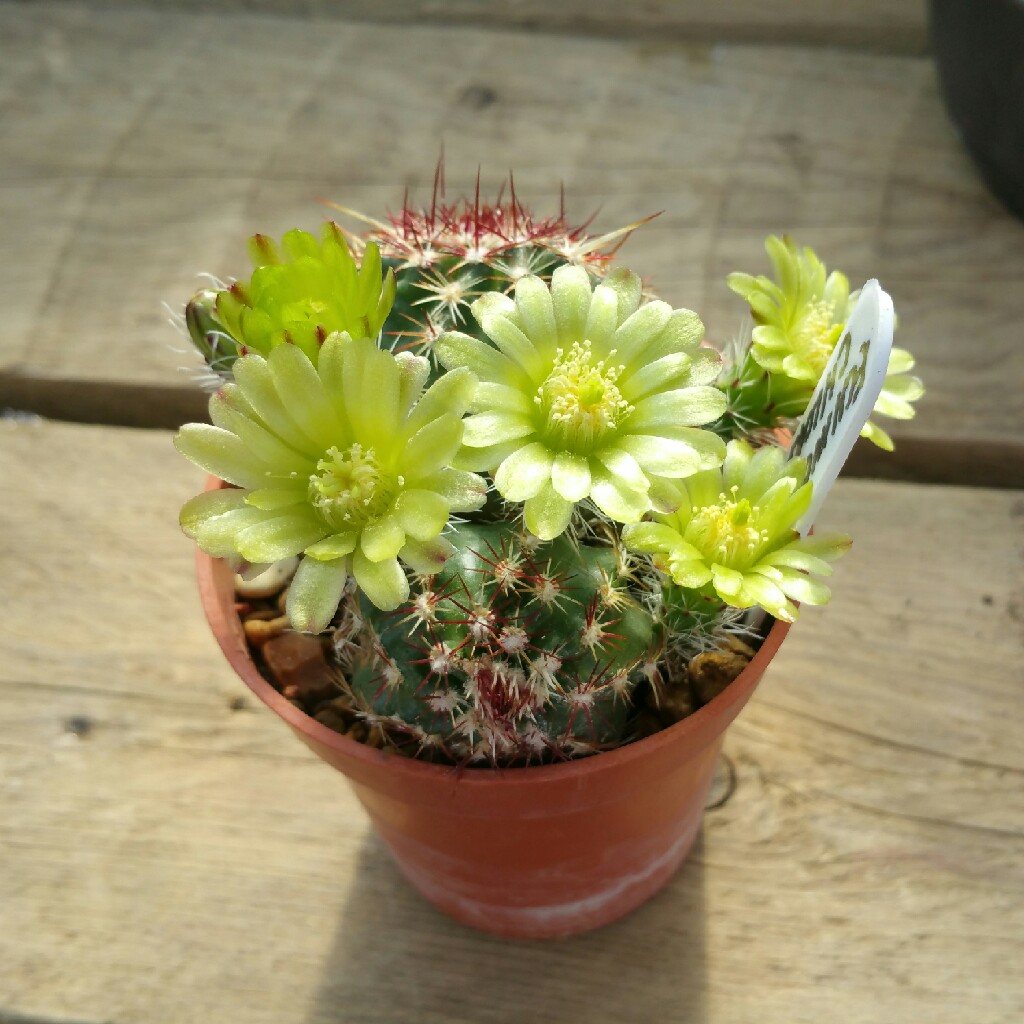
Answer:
top-left (197, 525), bottom-right (790, 939)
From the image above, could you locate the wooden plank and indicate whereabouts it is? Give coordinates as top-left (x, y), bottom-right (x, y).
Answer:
top-left (2, 4), bottom-right (1020, 475)
top-left (1, 419), bottom-right (1022, 1022)
top-left (0, 2), bottom-right (1019, 468)
top-left (59, 0), bottom-right (931, 54)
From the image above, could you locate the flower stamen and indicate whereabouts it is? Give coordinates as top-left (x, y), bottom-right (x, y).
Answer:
top-left (309, 443), bottom-right (393, 529)
top-left (535, 340), bottom-right (632, 452)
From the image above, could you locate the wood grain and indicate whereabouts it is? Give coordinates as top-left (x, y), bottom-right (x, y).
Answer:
top-left (2, 2), bottom-right (1023, 479)
top-left (58, 0), bottom-right (931, 53)
top-left (1, 419), bottom-right (1022, 1022)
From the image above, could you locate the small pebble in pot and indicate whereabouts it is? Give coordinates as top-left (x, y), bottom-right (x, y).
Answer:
top-left (264, 632), bottom-right (340, 707)
top-left (243, 615), bottom-right (291, 645)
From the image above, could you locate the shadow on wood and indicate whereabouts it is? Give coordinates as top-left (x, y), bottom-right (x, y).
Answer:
top-left (306, 832), bottom-right (710, 1024)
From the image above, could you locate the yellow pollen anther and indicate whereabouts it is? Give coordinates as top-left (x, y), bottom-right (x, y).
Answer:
top-left (685, 495), bottom-right (767, 570)
top-left (795, 299), bottom-right (838, 376)
top-left (309, 443), bottom-right (393, 530)
top-left (536, 340), bottom-right (632, 451)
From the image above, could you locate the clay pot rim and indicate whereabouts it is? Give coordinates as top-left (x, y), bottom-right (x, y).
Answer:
top-left (196, 482), bottom-right (791, 788)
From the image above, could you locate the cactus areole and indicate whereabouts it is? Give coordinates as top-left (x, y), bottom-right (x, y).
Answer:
top-left (174, 175), bottom-right (919, 936)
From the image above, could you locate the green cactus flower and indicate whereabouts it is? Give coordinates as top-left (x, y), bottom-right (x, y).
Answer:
top-left (622, 440), bottom-right (850, 622)
top-left (435, 265), bottom-right (728, 540)
top-left (174, 334), bottom-right (487, 631)
top-left (858, 347), bottom-right (925, 451)
top-left (727, 235), bottom-right (852, 385)
top-left (210, 223), bottom-right (396, 365)
top-left (727, 235), bottom-right (924, 451)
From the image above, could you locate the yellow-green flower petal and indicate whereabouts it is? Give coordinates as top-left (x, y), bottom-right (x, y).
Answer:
top-left (776, 572), bottom-right (831, 606)
top-left (209, 393), bottom-right (316, 476)
top-left (195, 505), bottom-right (273, 558)
top-left (643, 309), bottom-right (705, 363)
top-left (179, 488), bottom-right (248, 537)
top-left (461, 411), bottom-right (534, 448)
top-left (618, 352), bottom-right (694, 403)
top-left (359, 513), bottom-right (406, 562)
top-left (235, 508), bottom-right (329, 563)
top-left (428, 468), bottom-right (489, 512)
top-left (514, 275), bottom-right (558, 352)
top-left (494, 443), bottom-right (554, 502)
top-left (620, 522), bottom-right (676, 551)
top-left (583, 284), bottom-right (619, 348)
top-left (627, 386), bottom-right (728, 430)
top-left (395, 351), bottom-right (431, 415)
top-left (404, 366), bottom-right (478, 436)
top-left (472, 381), bottom-right (533, 416)
top-left (619, 429), bottom-right (725, 478)
top-left (305, 532), bottom-right (359, 560)
top-left (352, 549), bottom-right (410, 611)
top-left (400, 413), bottom-right (465, 478)
top-left (395, 489), bottom-right (450, 542)
top-left (523, 483), bottom-right (575, 541)
top-left (859, 420), bottom-right (894, 451)
top-left (399, 536), bottom-right (456, 576)
top-left (711, 565), bottom-right (743, 597)
top-left (434, 331), bottom-right (528, 387)
top-left (550, 451), bottom-right (592, 502)
top-left (602, 267), bottom-right (644, 324)
top-left (233, 354), bottom-right (320, 452)
top-left (551, 264), bottom-right (592, 343)
top-left (244, 485), bottom-right (307, 511)
top-left (286, 556), bottom-right (349, 634)
top-left (268, 342), bottom-right (344, 448)
top-left (590, 470), bottom-right (649, 523)
top-left (173, 424), bottom-right (271, 490)
top-left (451, 439), bottom-right (524, 473)
top-left (478, 312), bottom-right (545, 379)
top-left (595, 447), bottom-right (649, 494)
top-left (208, 227), bottom-right (394, 367)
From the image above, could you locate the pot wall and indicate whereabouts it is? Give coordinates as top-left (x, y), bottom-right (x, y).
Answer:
top-left (198, 540), bottom-right (789, 938)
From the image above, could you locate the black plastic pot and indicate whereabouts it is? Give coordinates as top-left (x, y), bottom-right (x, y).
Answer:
top-left (930, 0), bottom-right (1024, 219)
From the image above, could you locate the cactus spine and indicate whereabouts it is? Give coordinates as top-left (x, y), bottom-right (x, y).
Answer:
top-left (331, 519), bottom-right (667, 765)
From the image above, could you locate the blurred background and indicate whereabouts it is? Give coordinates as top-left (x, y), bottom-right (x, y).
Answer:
top-left (2, 0), bottom-right (1022, 486)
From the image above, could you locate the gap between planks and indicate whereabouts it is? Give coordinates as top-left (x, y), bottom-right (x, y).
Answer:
top-left (0, 1011), bottom-right (113, 1024)
top-left (2, 373), bottom-right (1021, 490)
top-left (34, 0), bottom-right (933, 56)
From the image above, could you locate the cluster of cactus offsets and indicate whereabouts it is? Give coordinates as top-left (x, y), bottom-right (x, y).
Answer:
top-left (173, 174), bottom-right (924, 767)
top-left (332, 520), bottom-right (663, 764)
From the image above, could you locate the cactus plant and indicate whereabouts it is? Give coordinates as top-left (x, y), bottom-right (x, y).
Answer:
top-left (331, 520), bottom-right (661, 764)
top-left (333, 173), bottom-right (647, 369)
top-left (173, 177), bottom-right (922, 768)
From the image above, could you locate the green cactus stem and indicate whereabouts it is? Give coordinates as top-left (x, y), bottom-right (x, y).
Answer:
top-left (332, 520), bottom-right (667, 765)
top-left (334, 172), bottom-right (652, 367)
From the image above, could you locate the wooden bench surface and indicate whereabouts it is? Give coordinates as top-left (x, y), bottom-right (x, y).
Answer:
top-left (3, 2), bottom-right (1024, 486)
top-left (2, 3), bottom-right (1022, 1021)
top-left (2, 419), bottom-right (1022, 1024)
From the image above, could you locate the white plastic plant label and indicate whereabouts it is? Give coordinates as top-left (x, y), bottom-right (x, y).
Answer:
top-left (790, 278), bottom-right (894, 534)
